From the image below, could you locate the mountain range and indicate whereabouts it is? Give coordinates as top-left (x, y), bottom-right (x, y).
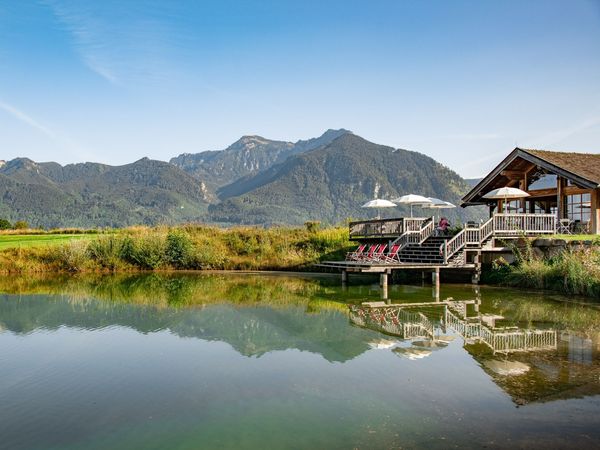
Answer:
top-left (0, 130), bottom-right (483, 228)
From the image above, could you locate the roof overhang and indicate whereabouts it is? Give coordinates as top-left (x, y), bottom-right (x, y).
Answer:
top-left (461, 148), bottom-right (599, 207)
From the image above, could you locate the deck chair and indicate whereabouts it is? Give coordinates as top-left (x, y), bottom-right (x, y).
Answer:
top-left (356, 244), bottom-right (378, 261)
top-left (381, 243), bottom-right (401, 263)
top-left (558, 218), bottom-right (572, 235)
top-left (368, 244), bottom-right (388, 262)
top-left (346, 243), bottom-right (367, 261)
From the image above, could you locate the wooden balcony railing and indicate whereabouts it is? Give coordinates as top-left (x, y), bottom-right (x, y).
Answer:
top-left (492, 214), bottom-right (556, 235)
top-left (442, 214), bottom-right (557, 263)
top-left (348, 217), bottom-right (429, 239)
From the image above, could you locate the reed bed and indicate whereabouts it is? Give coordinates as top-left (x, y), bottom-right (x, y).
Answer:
top-left (0, 224), bottom-right (352, 274)
top-left (488, 243), bottom-right (600, 298)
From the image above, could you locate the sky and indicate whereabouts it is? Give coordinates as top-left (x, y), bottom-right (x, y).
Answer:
top-left (1, 0), bottom-right (599, 177)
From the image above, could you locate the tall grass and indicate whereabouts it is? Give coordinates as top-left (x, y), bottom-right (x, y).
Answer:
top-left (0, 224), bottom-right (353, 274)
top-left (490, 242), bottom-right (600, 298)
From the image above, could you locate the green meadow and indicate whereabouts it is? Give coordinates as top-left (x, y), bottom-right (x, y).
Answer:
top-left (0, 233), bottom-right (96, 250)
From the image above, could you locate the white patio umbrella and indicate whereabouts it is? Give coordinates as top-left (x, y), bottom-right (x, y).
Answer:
top-left (421, 198), bottom-right (456, 221)
top-left (422, 197), bottom-right (456, 210)
top-left (482, 187), bottom-right (530, 213)
top-left (361, 199), bottom-right (396, 219)
top-left (391, 194), bottom-right (433, 217)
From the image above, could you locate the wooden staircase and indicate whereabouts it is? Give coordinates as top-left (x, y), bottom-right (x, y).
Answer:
top-left (398, 236), bottom-right (447, 264)
top-left (398, 236), bottom-right (468, 265)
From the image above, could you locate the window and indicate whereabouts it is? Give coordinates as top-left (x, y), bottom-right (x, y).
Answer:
top-left (566, 193), bottom-right (591, 223)
top-left (505, 200), bottom-right (524, 213)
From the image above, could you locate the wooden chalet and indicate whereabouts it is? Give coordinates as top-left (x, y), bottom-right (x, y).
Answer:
top-left (462, 147), bottom-right (600, 234)
top-left (320, 146), bottom-right (599, 288)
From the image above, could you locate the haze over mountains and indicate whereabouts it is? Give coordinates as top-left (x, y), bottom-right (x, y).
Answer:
top-left (0, 130), bottom-right (482, 228)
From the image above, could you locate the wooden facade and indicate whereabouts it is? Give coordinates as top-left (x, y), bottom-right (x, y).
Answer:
top-left (462, 148), bottom-right (600, 234)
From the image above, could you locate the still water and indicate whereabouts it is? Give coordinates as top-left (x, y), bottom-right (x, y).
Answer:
top-left (0, 272), bottom-right (599, 449)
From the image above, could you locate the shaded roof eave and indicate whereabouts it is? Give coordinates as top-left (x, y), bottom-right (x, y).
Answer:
top-left (461, 148), bottom-right (599, 207)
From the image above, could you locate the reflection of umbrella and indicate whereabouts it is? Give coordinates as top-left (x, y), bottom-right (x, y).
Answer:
top-left (368, 339), bottom-right (397, 349)
top-left (361, 199), bottom-right (396, 219)
top-left (483, 359), bottom-right (530, 376)
top-left (483, 187), bottom-right (530, 213)
top-left (411, 340), bottom-right (449, 350)
top-left (391, 194), bottom-right (433, 217)
top-left (392, 346), bottom-right (432, 360)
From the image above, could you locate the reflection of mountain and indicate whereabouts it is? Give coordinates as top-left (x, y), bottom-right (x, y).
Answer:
top-left (0, 295), bottom-right (382, 363)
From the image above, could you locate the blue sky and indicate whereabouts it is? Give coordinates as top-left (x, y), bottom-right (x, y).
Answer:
top-left (1, 0), bottom-right (599, 177)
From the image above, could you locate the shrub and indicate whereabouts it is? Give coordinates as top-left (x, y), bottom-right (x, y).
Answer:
top-left (304, 221), bottom-right (321, 233)
top-left (54, 240), bottom-right (89, 272)
top-left (120, 233), bottom-right (166, 269)
top-left (87, 235), bottom-right (127, 270)
top-left (13, 221), bottom-right (28, 230)
top-left (0, 219), bottom-right (12, 230)
top-left (165, 230), bottom-right (195, 269)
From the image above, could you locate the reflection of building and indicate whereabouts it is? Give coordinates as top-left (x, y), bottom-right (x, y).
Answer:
top-left (349, 300), bottom-right (557, 354)
top-left (350, 300), bottom-right (600, 406)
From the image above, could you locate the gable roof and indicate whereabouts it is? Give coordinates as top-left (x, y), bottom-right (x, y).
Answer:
top-left (522, 149), bottom-right (600, 185)
top-left (462, 147), bottom-right (600, 206)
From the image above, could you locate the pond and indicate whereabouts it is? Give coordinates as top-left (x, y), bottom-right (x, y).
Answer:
top-left (0, 272), bottom-right (599, 449)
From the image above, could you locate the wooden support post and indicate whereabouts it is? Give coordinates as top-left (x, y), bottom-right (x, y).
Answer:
top-left (432, 268), bottom-right (440, 301)
top-left (380, 272), bottom-right (388, 300)
top-left (472, 253), bottom-right (481, 285)
top-left (557, 176), bottom-right (565, 220)
top-left (341, 269), bottom-right (348, 284)
top-left (591, 188), bottom-right (600, 235)
top-left (379, 272), bottom-right (388, 287)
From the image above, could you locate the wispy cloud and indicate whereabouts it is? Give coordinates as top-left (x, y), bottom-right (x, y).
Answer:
top-left (0, 100), bottom-right (58, 139)
top-left (42, 0), bottom-right (182, 86)
top-left (522, 116), bottom-right (600, 149)
top-left (0, 99), bottom-right (95, 162)
top-left (457, 116), bottom-right (600, 176)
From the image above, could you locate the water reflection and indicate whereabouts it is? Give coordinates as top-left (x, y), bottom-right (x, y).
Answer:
top-left (349, 298), bottom-right (600, 405)
top-left (1, 272), bottom-right (600, 409)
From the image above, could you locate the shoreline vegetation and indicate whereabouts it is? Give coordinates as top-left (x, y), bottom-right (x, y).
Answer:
top-left (0, 224), bottom-right (351, 273)
top-left (0, 225), bottom-right (598, 298)
top-left (484, 239), bottom-right (600, 298)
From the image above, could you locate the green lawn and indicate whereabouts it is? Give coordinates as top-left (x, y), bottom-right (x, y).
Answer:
top-left (0, 234), bottom-right (95, 250)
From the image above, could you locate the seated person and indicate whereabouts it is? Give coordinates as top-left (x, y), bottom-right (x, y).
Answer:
top-left (436, 217), bottom-right (450, 236)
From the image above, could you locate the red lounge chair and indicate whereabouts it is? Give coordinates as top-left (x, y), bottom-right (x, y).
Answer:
top-left (382, 243), bottom-right (401, 263)
top-left (358, 244), bottom-right (378, 261)
top-left (367, 244), bottom-right (388, 262)
top-left (346, 244), bottom-right (367, 261)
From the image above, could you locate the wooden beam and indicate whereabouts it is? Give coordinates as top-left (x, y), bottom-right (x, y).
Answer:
top-left (527, 187), bottom-right (558, 198)
top-left (501, 170), bottom-right (525, 180)
top-left (563, 186), bottom-right (592, 196)
top-left (557, 176), bottom-right (565, 219)
top-left (592, 188), bottom-right (600, 235)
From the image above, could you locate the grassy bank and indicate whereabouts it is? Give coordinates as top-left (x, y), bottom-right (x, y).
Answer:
top-left (0, 225), bottom-right (351, 273)
top-left (0, 233), bottom-right (97, 249)
top-left (483, 243), bottom-right (600, 298)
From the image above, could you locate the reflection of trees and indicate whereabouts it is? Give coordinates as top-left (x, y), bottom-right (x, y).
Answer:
top-left (0, 272), bottom-right (332, 309)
